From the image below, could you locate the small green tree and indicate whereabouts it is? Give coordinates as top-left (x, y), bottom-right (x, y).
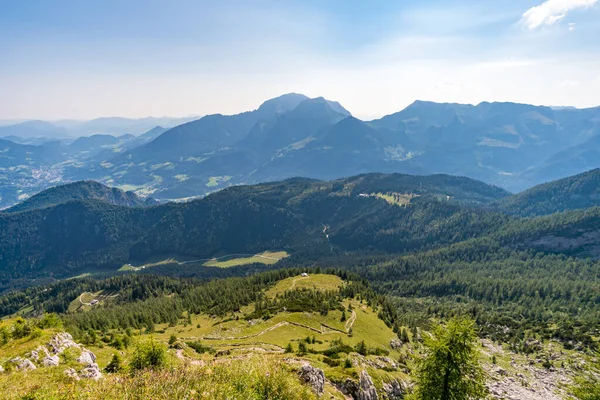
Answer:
top-left (400, 327), bottom-right (410, 343)
top-left (297, 342), bottom-right (307, 355)
top-left (355, 340), bottom-right (368, 356)
top-left (285, 343), bottom-right (294, 353)
top-left (341, 310), bottom-right (347, 322)
top-left (168, 334), bottom-right (177, 346)
top-left (411, 317), bottom-right (487, 400)
top-left (104, 353), bottom-right (123, 373)
top-left (130, 337), bottom-right (167, 372)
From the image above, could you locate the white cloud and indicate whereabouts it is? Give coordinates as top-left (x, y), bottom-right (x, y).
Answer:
top-left (559, 79), bottom-right (581, 87)
top-left (568, 22), bottom-right (577, 31)
top-left (521, 0), bottom-right (598, 29)
top-left (473, 59), bottom-right (535, 69)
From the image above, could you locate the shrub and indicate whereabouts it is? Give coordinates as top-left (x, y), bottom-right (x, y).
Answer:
top-left (29, 328), bottom-right (43, 340)
top-left (105, 353), bottom-right (123, 373)
top-left (130, 337), bottom-right (167, 372)
top-left (186, 341), bottom-right (214, 354)
top-left (323, 357), bottom-right (341, 367)
top-left (11, 318), bottom-right (31, 339)
top-left (37, 313), bottom-right (63, 329)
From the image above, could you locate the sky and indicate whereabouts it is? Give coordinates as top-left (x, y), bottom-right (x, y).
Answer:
top-left (1, 0), bottom-right (599, 120)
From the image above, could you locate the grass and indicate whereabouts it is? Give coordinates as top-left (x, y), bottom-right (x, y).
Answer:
top-left (120, 251), bottom-right (289, 271)
top-left (203, 251), bottom-right (289, 268)
top-left (265, 274), bottom-right (343, 298)
top-left (372, 192), bottom-right (419, 207)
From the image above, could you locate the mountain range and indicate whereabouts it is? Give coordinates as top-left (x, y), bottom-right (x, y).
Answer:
top-left (2, 169), bottom-right (600, 291)
top-left (1, 93), bottom-right (599, 208)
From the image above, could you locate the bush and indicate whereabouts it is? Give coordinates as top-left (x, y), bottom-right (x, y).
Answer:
top-left (105, 354), bottom-right (123, 373)
top-left (323, 356), bottom-right (341, 367)
top-left (37, 313), bottom-right (63, 329)
top-left (186, 341), bottom-right (214, 354)
top-left (130, 337), bottom-right (167, 372)
top-left (11, 318), bottom-right (31, 339)
top-left (29, 328), bottom-right (43, 339)
top-left (168, 334), bottom-right (177, 345)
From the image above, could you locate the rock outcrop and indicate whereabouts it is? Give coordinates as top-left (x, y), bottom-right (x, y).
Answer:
top-left (357, 370), bottom-right (379, 400)
top-left (49, 332), bottom-right (81, 354)
top-left (382, 380), bottom-right (406, 399)
top-left (6, 332), bottom-right (102, 380)
top-left (79, 363), bottom-right (103, 380)
top-left (299, 364), bottom-right (325, 396)
top-left (29, 345), bottom-right (50, 361)
top-left (338, 370), bottom-right (380, 400)
top-left (11, 357), bottom-right (36, 371)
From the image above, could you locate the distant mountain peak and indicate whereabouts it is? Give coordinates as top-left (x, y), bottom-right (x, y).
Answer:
top-left (256, 93), bottom-right (309, 116)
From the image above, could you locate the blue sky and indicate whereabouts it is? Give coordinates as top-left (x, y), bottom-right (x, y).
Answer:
top-left (1, 0), bottom-right (599, 120)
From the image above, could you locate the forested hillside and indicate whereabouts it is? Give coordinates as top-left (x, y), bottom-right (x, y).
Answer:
top-left (496, 168), bottom-right (600, 217)
top-left (3, 171), bottom-right (600, 292)
top-left (5, 181), bottom-right (156, 213)
top-left (0, 173), bottom-right (513, 289)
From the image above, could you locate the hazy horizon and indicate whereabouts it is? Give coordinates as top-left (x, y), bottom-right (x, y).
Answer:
top-left (2, 0), bottom-right (599, 120)
top-left (0, 95), bottom-right (598, 125)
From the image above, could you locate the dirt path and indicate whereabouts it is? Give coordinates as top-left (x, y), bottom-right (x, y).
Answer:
top-left (200, 319), bottom-right (346, 342)
top-left (78, 292), bottom-right (92, 306)
top-left (345, 309), bottom-right (357, 332)
top-left (78, 291), bottom-right (118, 306)
top-left (175, 349), bottom-right (205, 366)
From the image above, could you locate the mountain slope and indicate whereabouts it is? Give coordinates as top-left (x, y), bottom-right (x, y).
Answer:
top-left (5, 181), bottom-right (155, 213)
top-left (130, 93), bottom-right (310, 160)
top-left (496, 168), bottom-right (600, 217)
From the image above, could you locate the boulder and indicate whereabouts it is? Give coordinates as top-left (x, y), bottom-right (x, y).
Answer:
top-left (79, 363), bottom-right (103, 380)
top-left (64, 367), bottom-right (80, 381)
top-left (77, 349), bottom-right (97, 365)
top-left (299, 365), bottom-right (325, 396)
top-left (42, 354), bottom-right (60, 367)
top-left (0, 365), bottom-right (4, 373)
top-left (390, 339), bottom-right (403, 349)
